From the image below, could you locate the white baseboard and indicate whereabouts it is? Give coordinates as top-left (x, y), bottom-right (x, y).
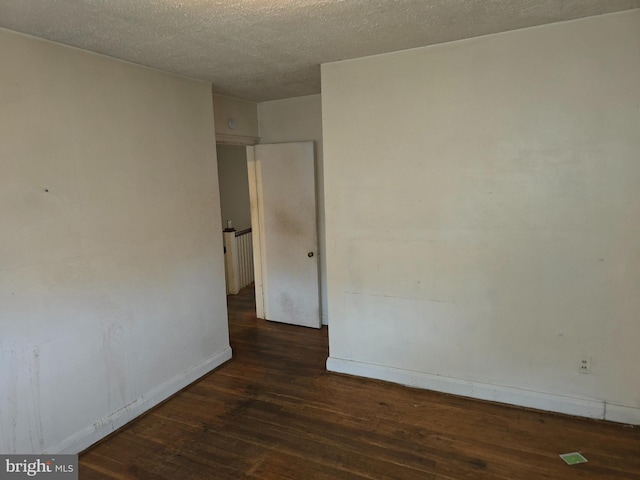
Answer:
top-left (48, 346), bottom-right (233, 454)
top-left (605, 403), bottom-right (640, 425)
top-left (326, 357), bottom-right (640, 425)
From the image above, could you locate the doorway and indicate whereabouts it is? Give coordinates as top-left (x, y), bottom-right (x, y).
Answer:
top-left (216, 141), bottom-right (321, 328)
top-left (216, 144), bottom-right (251, 233)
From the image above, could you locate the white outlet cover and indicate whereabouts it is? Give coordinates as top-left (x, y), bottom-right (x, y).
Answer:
top-left (578, 357), bottom-right (591, 374)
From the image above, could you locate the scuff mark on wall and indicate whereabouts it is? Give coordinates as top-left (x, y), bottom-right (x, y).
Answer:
top-left (2, 345), bottom-right (19, 454)
top-left (0, 344), bottom-right (44, 453)
top-left (92, 396), bottom-right (142, 435)
top-left (28, 346), bottom-right (44, 452)
top-left (102, 323), bottom-right (127, 413)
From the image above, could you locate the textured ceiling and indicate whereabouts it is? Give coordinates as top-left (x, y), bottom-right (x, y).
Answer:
top-left (0, 0), bottom-right (638, 102)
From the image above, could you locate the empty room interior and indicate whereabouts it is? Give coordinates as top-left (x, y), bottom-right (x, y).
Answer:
top-left (1, 1), bottom-right (639, 479)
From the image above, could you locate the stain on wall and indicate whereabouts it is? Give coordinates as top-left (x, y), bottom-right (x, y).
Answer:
top-left (0, 344), bottom-right (44, 453)
top-left (103, 323), bottom-right (127, 413)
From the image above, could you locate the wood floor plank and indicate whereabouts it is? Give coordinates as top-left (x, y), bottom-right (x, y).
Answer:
top-left (80, 285), bottom-right (640, 479)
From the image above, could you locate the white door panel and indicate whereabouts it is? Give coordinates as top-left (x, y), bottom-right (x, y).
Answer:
top-left (249, 142), bottom-right (320, 328)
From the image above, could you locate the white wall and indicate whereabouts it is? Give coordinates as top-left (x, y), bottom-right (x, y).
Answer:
top-left (0, 29), bottom-right (231, 454)
top-left (258, 95), bottom-right (328, 325)
top-left (217, 144), bottom-right (251, 231)
top-left (213, 94), bottom-right (259, 143)
top-left (322, 10), bottom-right (640, 424)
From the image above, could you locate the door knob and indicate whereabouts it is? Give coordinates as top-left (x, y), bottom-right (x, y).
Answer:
top-left (308, 252), bottom-right (314, 257)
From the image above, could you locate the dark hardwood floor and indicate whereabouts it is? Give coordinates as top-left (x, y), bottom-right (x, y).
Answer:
top-left (80, 286), bottom-right (640, 479)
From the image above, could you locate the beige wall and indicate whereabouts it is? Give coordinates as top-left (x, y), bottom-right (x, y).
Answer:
top-left (213, 94), bottom-right (259, 141)
top-left (217, 144), bottom-right (251, 231)
top-left (258, 95), bottom-right (328, 325)
top-left (322, 11), bottom-right (640, 423)
top-left (0, 29), bottom-right (230, 453)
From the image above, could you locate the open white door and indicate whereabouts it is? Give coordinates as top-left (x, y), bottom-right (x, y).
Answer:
top-left (247, 142), bottom-right (320, 328)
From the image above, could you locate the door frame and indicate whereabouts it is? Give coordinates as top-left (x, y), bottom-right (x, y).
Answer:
top-left (245, 145), bottom-right (266, 319)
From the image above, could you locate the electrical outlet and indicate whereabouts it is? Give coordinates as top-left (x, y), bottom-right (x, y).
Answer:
top-left (579, 356), bottom-right (591, 374)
